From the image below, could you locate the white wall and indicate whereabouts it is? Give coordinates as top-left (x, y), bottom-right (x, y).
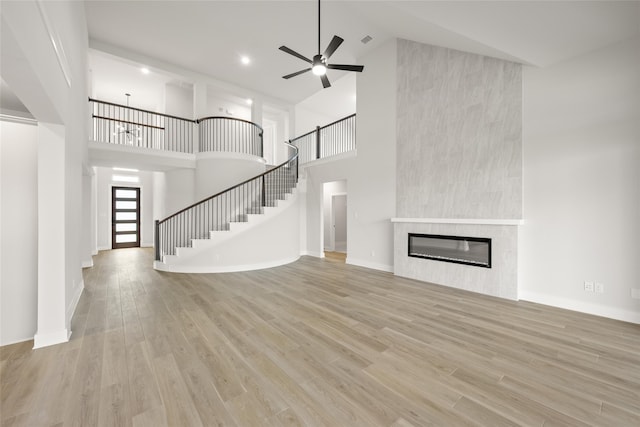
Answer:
top-left (294, 73), bottom-right (357, 137)
top-left (294, 106), bottom-right (334, 138)
top-left (0, 119), bottom-right (38, 345)
top-left (153, 171), bottom-right (167, 220)
top-left (164, 168), bottom-right (195, 216)
top-left (195, 154), bottom-right (266, 200)
top-left (1, 0), bottom-right (89, 346)
top-left (303, 39), bottom-right (397, 271)
top-left (207, 93), bottom-right (251, 120)
top-left (520, 36), bottom-right (640, 322)
top-left (165, 83), bottom-right (193, 118)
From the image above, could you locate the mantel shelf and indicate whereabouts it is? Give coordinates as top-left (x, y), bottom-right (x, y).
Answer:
top-left (391, 218), bottom-right (524, 226)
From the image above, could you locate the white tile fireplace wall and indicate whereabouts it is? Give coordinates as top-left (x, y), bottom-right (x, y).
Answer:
top-left (394, 39), bottom-right (523, 299)
top-left (393, 220), bottom-right (519, 299)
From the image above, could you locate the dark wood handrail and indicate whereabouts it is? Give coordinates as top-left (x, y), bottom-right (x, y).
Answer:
top-left (158, 143), bottom-right (298, 225)
top-left (90, 98), bottom-right (265, 134)
top-left (320, 113), bottom-right (356, 131)
top-left (292, 128), bottom-right (316, 141)
top-left (290, 113), bottom-right (356, 143)
top-left (92, 115), bottom-right (166, 130)
top-left (89, 97), bottom-right (196, 123)
top-left (197, 116), bottom-right (264, 133)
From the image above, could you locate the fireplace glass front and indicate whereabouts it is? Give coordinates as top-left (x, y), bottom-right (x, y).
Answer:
top-left (408, 233), bottom-right (491, 268)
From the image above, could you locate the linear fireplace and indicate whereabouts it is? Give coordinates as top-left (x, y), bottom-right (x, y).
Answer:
top-left (408, 233), bottom-right (491, 268)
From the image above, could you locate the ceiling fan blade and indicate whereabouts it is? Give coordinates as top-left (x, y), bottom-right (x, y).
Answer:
top-left (282, 68), bottom-right (312, 79)
top-left (327, 64), bottom-right (365, 72)
top-left (279, 46), bottom-right (312, 64)
top-left (320, 74), bottom-right (331, 88)
top-left (322, 35), bottom-right (344, 59)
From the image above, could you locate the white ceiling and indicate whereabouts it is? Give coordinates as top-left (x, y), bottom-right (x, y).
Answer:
top-left (85, 1), bottom-right (640, 105)
top-left (0, 78), bottom-right (32, 117)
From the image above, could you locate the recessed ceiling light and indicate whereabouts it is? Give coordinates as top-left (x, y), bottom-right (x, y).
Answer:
top-left (113, 167), bottom-right (139, 172)
top-left (246, 98), bottom-right (253, 105)
top-left (141, 67), bottom-right (150, 75)
top-left (241, 56), bottom-right (250, 65)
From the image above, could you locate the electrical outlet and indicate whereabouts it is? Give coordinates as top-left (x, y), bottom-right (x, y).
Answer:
top-left (595, 282), bottom-right (604, 294)
top-left (370, 250), bottom-right (375, 257)
top-left (631, 288), bottom-right (640, 299)
top-left (584, 281), bottom-right (594, 292)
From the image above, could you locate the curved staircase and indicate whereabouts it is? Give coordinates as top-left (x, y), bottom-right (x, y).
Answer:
top-left (154, 143), bottom-right (300, 273)
top-left (89, 98), bottom-right (356, 274)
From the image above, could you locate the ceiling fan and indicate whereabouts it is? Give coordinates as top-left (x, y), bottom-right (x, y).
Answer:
top-left (279, 0), bottom-right (364, 89)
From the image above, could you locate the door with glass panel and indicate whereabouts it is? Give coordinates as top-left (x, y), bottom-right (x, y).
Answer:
top-left (112, 187), bottom-right (140, 249)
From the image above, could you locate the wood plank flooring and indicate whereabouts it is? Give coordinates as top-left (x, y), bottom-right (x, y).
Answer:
top-left (1, 248), bottom-right (639, 426)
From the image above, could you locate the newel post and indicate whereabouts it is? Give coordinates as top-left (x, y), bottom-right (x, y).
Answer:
top-left (154, 220), bottom-right (160, 261)
top-left (315, 125), bottom-right (321, 159)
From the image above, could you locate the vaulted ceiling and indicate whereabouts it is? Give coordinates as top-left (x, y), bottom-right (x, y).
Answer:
top-left (85, 1), bottom-right (639, 104)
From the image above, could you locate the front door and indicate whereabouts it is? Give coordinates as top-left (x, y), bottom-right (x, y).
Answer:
top-left (112, 186), bottom-right (140, 249)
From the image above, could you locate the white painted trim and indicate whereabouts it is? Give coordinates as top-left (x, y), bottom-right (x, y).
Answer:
top-left (195, 151), bottom-right (266, 164)
top-left (519, 290), bottom-right (640, 324)
top-left (33, 328), bottom-right (70, 349)
top-left (0, 113), bottom-right (37, 125)
top-left (141, 242), bottom-right (154, 248)
top-left (81, 259), bottom-right (94, 268)
top-left (66, 281), bottom-right (84, 324)
top-left (97, 245), bottom-right (110, 251)
top-left (153, 255), bottom-right (300, 273)
top-left (36, 0), bottom-right (71, 87)
top-left (301, 251), bottom-right (325, 258)
top-left (346, 257), bottom-right (394, 273)
top-left (300, 150), bottom-right (357, 168)
top-left (391, 218), bottom-right (524, 226)
top-left (1, 337), bottom-right (34, 347)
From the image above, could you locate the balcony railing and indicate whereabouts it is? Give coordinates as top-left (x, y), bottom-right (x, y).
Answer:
top-left (290, 113), bottom-right (356, 164)
top-left (90, 98), bottom-right (195, 153)
top-left (198, 116), bottom-right (263, 157)
top-left (89, 99), bottom-right (263, 156)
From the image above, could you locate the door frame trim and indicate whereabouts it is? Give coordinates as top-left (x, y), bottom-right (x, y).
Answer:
top-left (111, 186), bottom-right (141, 249)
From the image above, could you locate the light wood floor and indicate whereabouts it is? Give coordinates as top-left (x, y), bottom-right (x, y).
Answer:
top-left (2, 248), bottom-right (639, 426)
top-left (324, 251), bottom-right (347, 263)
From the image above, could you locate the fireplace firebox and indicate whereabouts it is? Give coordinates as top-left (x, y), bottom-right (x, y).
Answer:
top-left (408, 233), bottom-right (491, 268)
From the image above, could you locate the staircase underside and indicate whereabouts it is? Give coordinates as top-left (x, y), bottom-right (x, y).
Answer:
top-left (154, 190), bottom-right (300, 273)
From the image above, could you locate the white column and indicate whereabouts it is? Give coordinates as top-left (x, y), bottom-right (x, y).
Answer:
top-left (91, 167), bottom-right (98, 255)
top-left (34, 122), bottom-right (69, 348)
top-left (81, 165), bottom-right (94, 267)
top-left (251, 98), bottom-right (263, 127)
top-left (193, 81), bottom-right (208, 153)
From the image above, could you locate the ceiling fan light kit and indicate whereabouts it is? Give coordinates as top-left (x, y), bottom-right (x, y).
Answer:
top-left (279, 0), bottom-right (364, 88)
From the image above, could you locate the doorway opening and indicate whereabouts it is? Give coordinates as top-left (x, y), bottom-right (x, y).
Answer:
top-left (322, 180), bottom-right (347, 262)
top-left (112, 186), bottom-right (140, 249)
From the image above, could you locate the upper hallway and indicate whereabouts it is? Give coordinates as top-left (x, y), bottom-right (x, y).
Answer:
top-left (84, 47), bottom-right (358, 172)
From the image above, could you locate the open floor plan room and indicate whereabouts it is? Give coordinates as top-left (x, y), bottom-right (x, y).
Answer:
top-left (1, 248), bottom-right (638, 426)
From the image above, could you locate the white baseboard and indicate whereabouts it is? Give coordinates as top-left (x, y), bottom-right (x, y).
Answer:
top-left (154, 255), bottom-right (300, 274)
top-left (0, 336), bottom-right (34, 347)
top-left (141, 242), bottom-right (154, 248)
top-left (519, 290), bottom-right (640, 324)
top-left (97, 245), bottom-right (110, 251)
top-left (301, 251), bottom-right (325, 258)
top-left (67, 281), bottom-right (84, 324)
top-left (81, 259), bottom-right (94, 268)
top-left (33, 328), bottom-right (70, 349)
top-left (346, 257), bottom-right (393, 273)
